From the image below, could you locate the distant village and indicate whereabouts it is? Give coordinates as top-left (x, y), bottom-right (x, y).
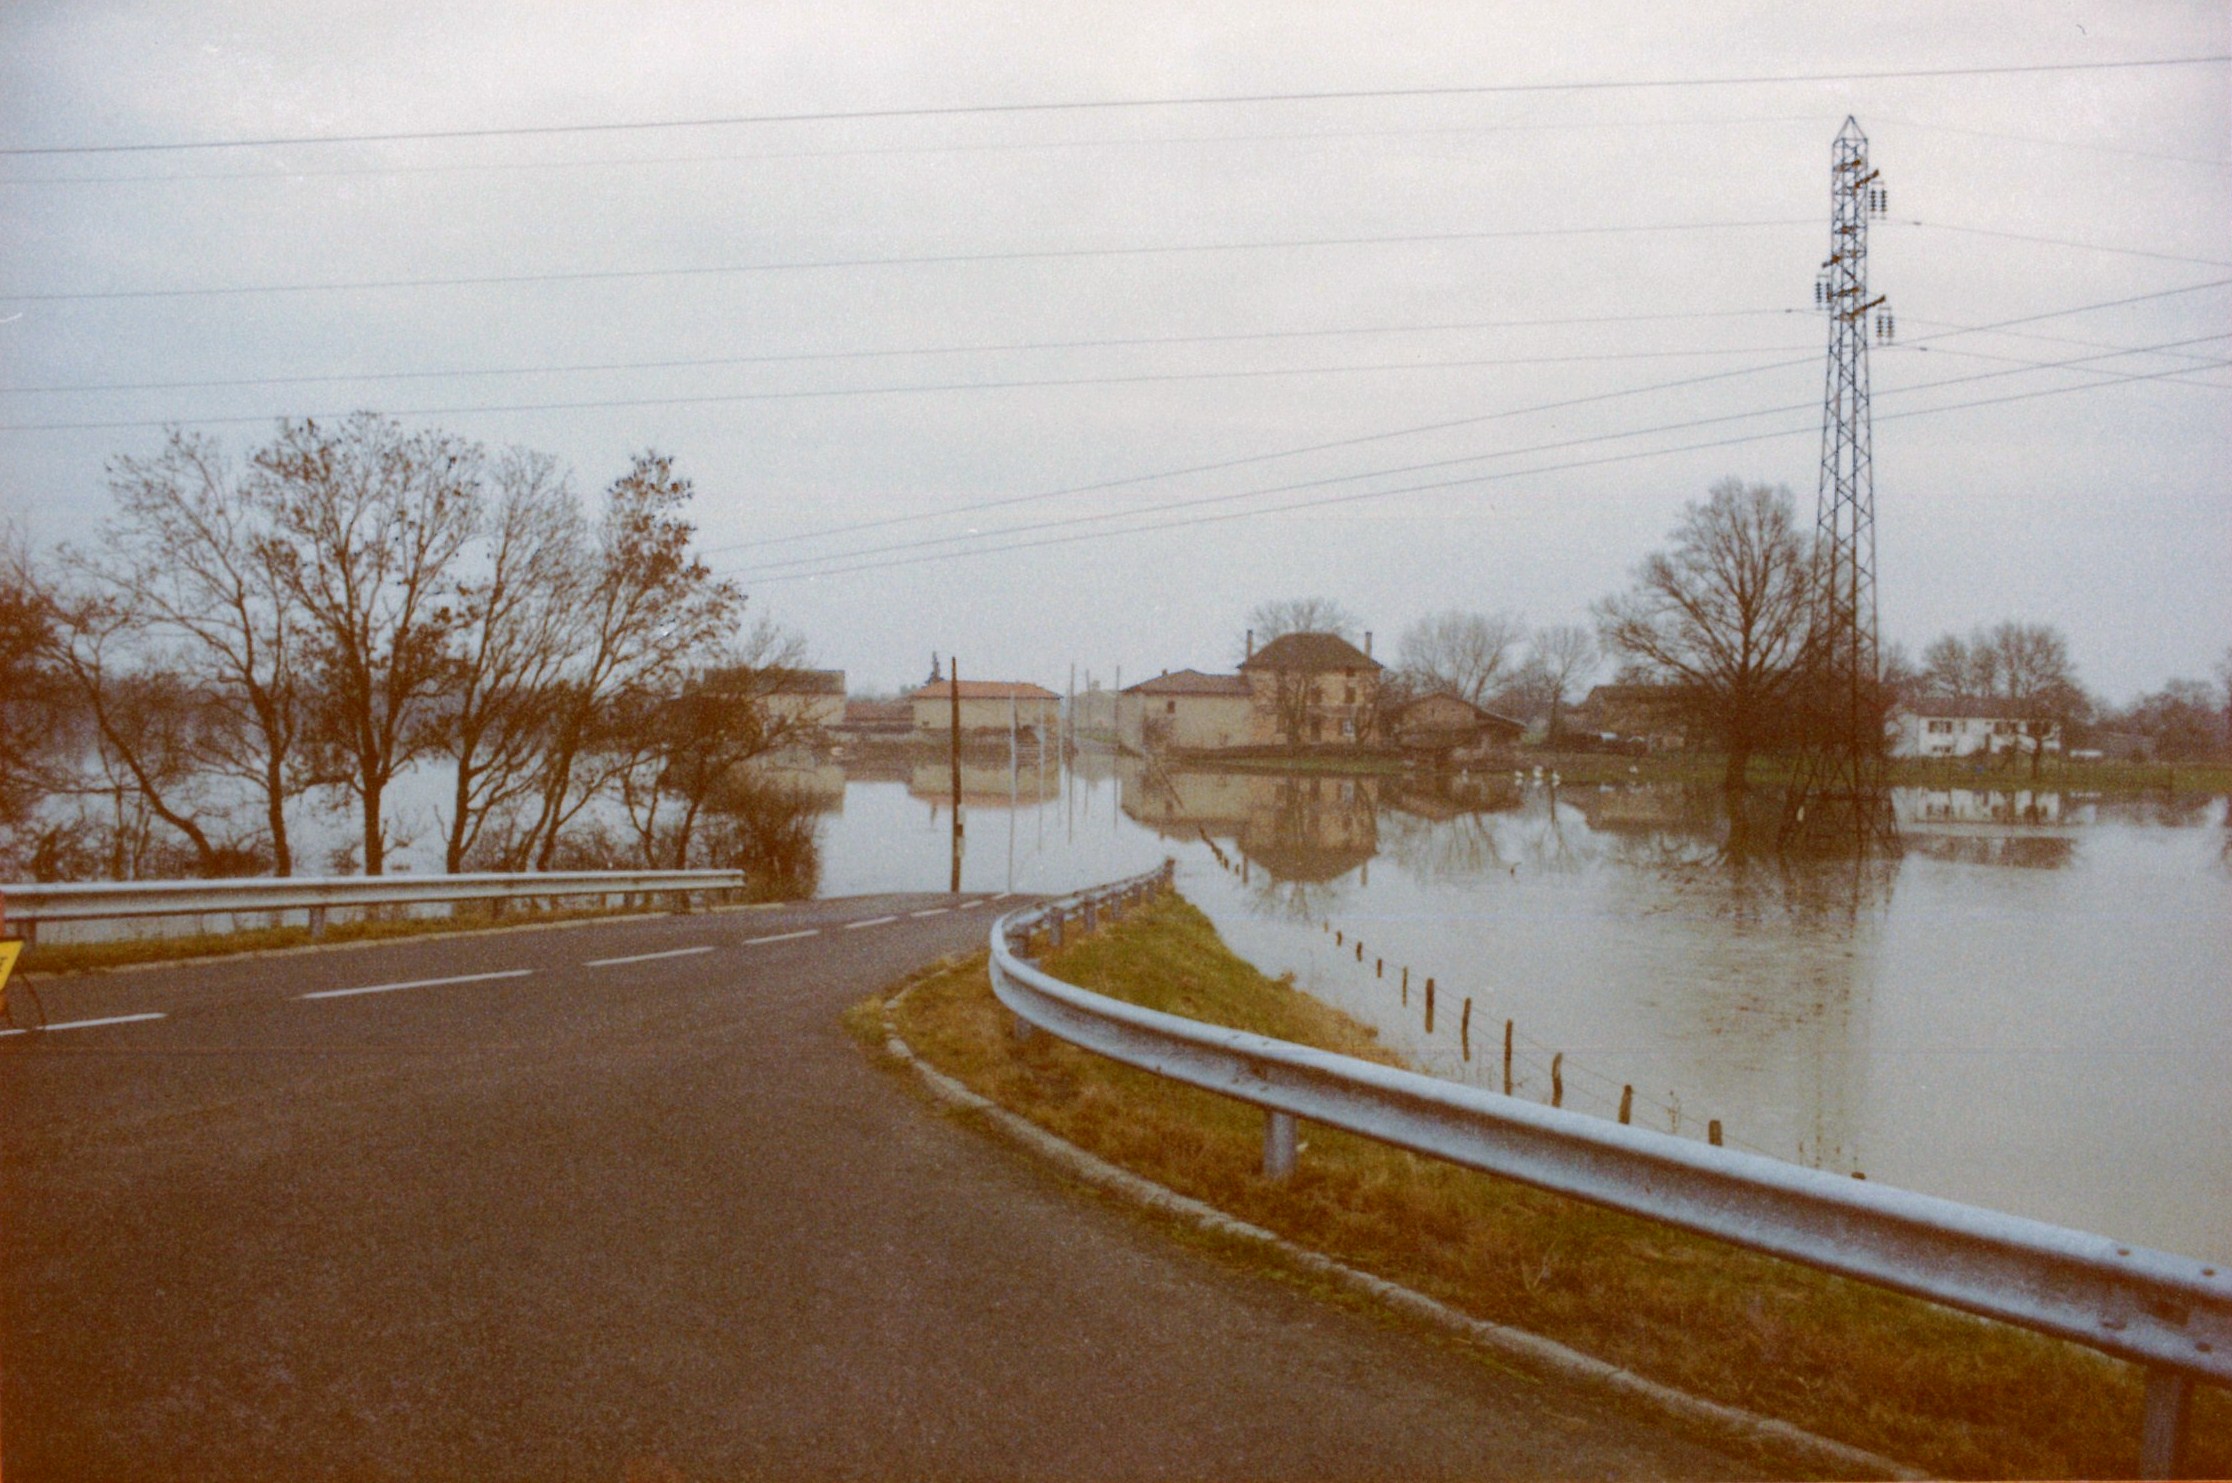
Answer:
top-left (784, 625), bottom-right (2155, 770)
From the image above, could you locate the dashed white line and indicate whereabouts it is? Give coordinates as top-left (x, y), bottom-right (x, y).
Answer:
top-left (743, 929), bottom-right (819, 946)
top-left (958, 899), bottom-right (988, 910)
top-left (584, 945), bottom-right (716, 967)
top-left (909, 908), bottom-right (950, 918)
top-left (36, 1012), bottom-right (168, 1033)
top-left (300, 968), bottom-right (532, 1001)
top-left (844, 915), bottom-right (898, 930)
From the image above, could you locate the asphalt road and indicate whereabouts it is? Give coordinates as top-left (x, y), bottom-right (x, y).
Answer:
top-left (1, 895), bottom-right (1752, 1480)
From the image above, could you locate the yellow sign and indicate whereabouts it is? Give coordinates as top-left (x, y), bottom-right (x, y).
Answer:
top-left (0, 938), bottom-right (20, 997)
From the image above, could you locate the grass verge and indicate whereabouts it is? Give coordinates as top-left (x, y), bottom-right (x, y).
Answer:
top-left (859, 891), bottom-right (2229, 1481)
top-left (14, 894), bottom-right (765, 979)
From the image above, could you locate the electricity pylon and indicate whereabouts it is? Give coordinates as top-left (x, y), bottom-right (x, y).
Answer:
top-left (1783, 117), bottom-right (1899, 855)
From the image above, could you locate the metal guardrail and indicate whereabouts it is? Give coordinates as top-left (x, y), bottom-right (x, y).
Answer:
top-left (989, 864), bottom-right (2225, 1479)
top-left (1, 869), bottom-right (750, 943)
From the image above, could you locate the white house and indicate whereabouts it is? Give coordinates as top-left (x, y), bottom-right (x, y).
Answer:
top-left (1890, 698), bottom-right (2063, 760)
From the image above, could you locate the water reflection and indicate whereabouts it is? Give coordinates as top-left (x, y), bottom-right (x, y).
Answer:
top-left (808, 754), bottom-right (2229, 1260)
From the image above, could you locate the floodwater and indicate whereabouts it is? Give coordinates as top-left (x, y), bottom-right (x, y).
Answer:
top-left (806, 747), bottom-right (2232, 1263)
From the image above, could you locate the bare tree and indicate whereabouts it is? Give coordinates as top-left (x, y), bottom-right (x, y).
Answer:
top-left (614, 618), bottom-right (810, 868)
top-left (1593, 478), bottom-right (1813, 792)
top-left (1522, 624), bottom-right (1598, 743)
top-left (1246, 597), bottom-right (1358, 646)
top-left (36, 581), bottom-right (255, 876)
top-left (0, 526), bottom-right (69, 860)
top-left (432, 449), bottom-right (586, 872)
top-left (75, 432), bottom-right (312, 873)
top-left (1396, 610), bottom-right (1525, 706)
top-left (519, 451), bottom-right (744, 869)
top-left (254, 415), bottom-right (482, 875)
top-left (1978, 621), bottom-right (2085, 778)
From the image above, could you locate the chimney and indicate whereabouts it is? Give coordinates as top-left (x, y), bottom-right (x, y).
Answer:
top-left (1246, 628), bottom-right (1255, 658)
top-left (1364, 631), bottom-right (1373, 658)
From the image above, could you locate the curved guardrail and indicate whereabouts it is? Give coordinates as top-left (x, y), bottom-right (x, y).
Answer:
top-left (2, 869), bottom-right (751, 943)
top-left (989, 864), bottom-right (2224, 1478)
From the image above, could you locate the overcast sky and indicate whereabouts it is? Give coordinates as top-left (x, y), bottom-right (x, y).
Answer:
top-left (3, 2), bottom-right (2225, 702)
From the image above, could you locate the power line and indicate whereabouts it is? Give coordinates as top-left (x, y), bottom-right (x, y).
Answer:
top-left (705, 276), bottom-right (2228, 557)
top-left (0, 307), bottom-right (1806, 397)
top-left (4, 217), bottom-right (1816, 304)
top-left (0, 114), bottom-right (1840, 187)
top-left (1870, 113), bottom-right (2230, 169)
top-left (726, 332), bottom-right (2231, 580)
top-left (1901, 219), bottom-right (2232, 268)
top-left (0, 344), bottom-right (1830, 435)
top-left (7, 56), bottom-right (2221, 156)
top-left (738, 351), bottom-right (2230, 586)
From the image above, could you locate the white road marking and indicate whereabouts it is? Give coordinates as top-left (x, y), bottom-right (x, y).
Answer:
top-left (991, 891), bottom-right (1018, 901)
top-left (41, 1012), bottom-right (168, 1033)
top-left (743, 929), bottom-right (819, 946)
top-left (843, 915), bottom-right (897, 930)
top-left (909, 908), bottom-right (950, 918)
top-left (958, 899), bottom-right (988, 910)
top-left (584, 946), bottom-right (715, 968)
top-left (301, 969), bottom-right (531, 1001)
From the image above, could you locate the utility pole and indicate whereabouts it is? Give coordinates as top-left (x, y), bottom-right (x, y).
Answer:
top-left (949, 657), bottom-right (964, 893)
top-left (1784, 116), bottom-right (1900, 855)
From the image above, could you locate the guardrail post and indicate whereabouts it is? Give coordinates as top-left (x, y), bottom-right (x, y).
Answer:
top-left (1083, 901), bottom-right (1099, 935)
top-left (1263, 1110), bottom-right (1298, 1182)
top-left (306, 905), bottom-right (327, 940)
top-left (2139, 1367), bottom-right (2193, 1479)
top-left (1048, 912), bottom-right (1064, 949)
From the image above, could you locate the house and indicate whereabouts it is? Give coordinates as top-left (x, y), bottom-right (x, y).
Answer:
top-left (1119, 669), bottom-right (1254, 753)
top-left (908, 679), bottom-right (1062, 738)
top-left (1890, 698), bottom-right (2063, 760)
top-left (1238, 631), bottom-right (1384, 746)
top-left (761, 668), bottom-right (846, 732)
top-left (1385, 692), bottom-right (1526, 754)
top-left (1575, 683), bottom-right (1690, 750)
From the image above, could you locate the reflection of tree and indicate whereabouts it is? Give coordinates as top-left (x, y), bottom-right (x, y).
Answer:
top-left (1380, 807), bottom-right (1510, 881)
top-left (1238, 774), bottom-right (1378, 884)
top-left (1244, 871), bottom-right (1347, 922)
top-left (1911, 835), bottom-right (2075, 870)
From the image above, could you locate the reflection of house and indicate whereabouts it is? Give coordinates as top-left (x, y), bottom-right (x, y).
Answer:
top-left (763, 668), bottom-right (846, 731)
top-left (1891, 699), bottom-right (2062, 760)
top-left (1386, 693), bottom-right (1525, 754)
top-left (908, 679), bottom-right (1062, 737)
top-left (1576, 684), bottom-right (1689, 750)
top-left (909, 760), bottom-right (1062, 808)
top-left (1117, 762), bottom-right (1378, 882)
top-left (1121, 670), bottom-right (1254, 753)
top-left (1239, 631), bottom-right (1384, 746)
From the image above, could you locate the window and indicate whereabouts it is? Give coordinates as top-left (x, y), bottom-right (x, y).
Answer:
top-left (1345, 685), bottom-right (1356, 704)
top-left (1926, 719), bottom-right (1954, 734)
top-left (1166, 700), bottom-right (1176, 714)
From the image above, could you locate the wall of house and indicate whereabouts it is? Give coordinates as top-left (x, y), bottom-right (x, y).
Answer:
top-left (1891, 712), bottom-right (2064, 759)
top-left (767, 692), bottom-right (844, 731)
top-left (1127, 694), bottom-right (1254, 752)
top-left (1244, 669), bottom-right (1380, 745)
top-left (911, 696), bottom-right (1061, 734)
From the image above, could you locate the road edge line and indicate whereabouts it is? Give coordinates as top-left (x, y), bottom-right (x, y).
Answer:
top-left (876, 990), bottom-right (1924, 1483)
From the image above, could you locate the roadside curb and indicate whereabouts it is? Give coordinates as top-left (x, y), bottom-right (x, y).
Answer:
top-left (879, 985), bottom-right (1924, 1483)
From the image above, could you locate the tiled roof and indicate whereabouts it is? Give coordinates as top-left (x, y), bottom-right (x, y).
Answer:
top-left (1239, 631), bottom-right (1381, 673)
top-left (1124, 669), bottom-right (1252, 696)
top-left (909, 679), bottom-right (1061, 701)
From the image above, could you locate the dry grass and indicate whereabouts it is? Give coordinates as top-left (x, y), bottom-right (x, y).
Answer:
top-left (870, 892), bottom-right (2230, 1481)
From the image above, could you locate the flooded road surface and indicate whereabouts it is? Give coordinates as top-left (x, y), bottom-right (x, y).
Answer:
top-left (809, 748), bottom-right (2231, 1264)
